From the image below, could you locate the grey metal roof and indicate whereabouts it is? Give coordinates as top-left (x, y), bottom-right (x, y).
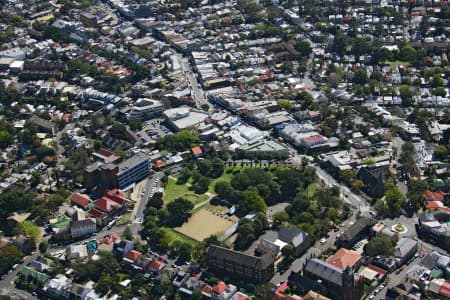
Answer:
top-left (395, 238), bottom-right (417, 258)
top-left (304, 258), bottom-right (343, 286)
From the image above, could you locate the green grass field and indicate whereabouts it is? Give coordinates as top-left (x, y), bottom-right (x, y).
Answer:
top-left (164, 177), bottom-right (208, 205)
top-left (165, 165), bottom-right (289, 205)
top-left (163, 228), bottom-right (198, 247)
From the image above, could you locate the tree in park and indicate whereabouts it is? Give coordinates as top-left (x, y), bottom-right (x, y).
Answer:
top-left (240, 190), bottom-right (267, 212)
top-left (109, 123), bottom-right (128, 140)
top-left (167, 198), bottom-right (194, 225)
top-left (434, 87), bottom-right (447, 97)
top-left (214, 181), bottom-right (234, 199)
top-left (197, 158), bottom-right (224, 179)
top-left (95, 273), bottom-right (113, 295)
top-left (177, 242), bottom-right (192, 262)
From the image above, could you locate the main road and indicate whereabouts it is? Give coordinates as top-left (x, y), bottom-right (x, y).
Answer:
top-left (176, 54), bottom-right (210, 111)
top-left (289, 152), bottom-right (371, 215)
top-left (0, 252), bottom-right (38, 299)
top-left (129, 172), bottom-right (164, 238)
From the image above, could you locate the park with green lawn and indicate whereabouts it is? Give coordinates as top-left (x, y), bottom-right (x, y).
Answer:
top-left (163, 163), bottom-right (291, 207)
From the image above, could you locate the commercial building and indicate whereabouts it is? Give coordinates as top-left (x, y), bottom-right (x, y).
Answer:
top-left (206, 245), bottom-right (274, 282)
top-left (163, 106), bottom-right (209, 131)
top-left (127, 98), bottom-right (164, 120)
top-left (236, 139), bottom-right (289, 160)
top-left (84, 152), bottom-right (150, 191)
top-left (116, 152), bottom-right (150, 189)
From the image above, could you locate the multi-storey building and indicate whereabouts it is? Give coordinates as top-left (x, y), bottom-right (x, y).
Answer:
top-left (84, 152), bottom-right (150, 191)
top-left (206, 245), bottom-right (274, 282)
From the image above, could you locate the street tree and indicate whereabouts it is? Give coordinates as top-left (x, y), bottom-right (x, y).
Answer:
top-left (39, 240), bottom-right (48, 254)
top-left (384, 186), bottom-right (406, 217)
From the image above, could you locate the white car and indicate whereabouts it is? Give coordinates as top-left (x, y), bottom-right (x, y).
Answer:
top-left (319, 238), bottom-right (327, 244)
top-left (136, 217), bottom-right (144, 224)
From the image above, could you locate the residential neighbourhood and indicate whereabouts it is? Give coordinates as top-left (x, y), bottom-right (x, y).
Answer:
top-left (0, 0), bottom-right (449, 299)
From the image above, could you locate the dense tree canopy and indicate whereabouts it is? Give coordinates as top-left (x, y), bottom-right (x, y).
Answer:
top-left (167, 198), bottom-right (194, 226)
top-left (13, 221), bottom-right (41, 249)
top-left (158, 129), bottom-right (199, 152)
top-left (365, 234), bottom-right (396, 257)
top-left (0, 245), bottom-right (23, 275)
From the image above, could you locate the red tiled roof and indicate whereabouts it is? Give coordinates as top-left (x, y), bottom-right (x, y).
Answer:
top-left (149, 260), bottom-right (166, 272)
top-left (62, 114), bottom-right (71, 123)
top-left (440, 282), bottom-right (450, 297)
top-left (88, 208), bottom-right (104, 218)
top-left (43, 155), bottom-right (55, 163)
top-left (326, 248), bottom-right (362, 270)
top-left (126, 250), bottom-right (142, 262)
top-left (213, 281), bottom-right (226, 294)
top-left (425, 201), bottom-right (444, 211)
top-left (202, 285), bottom-right (213, 295)
top-left (367, 264), bottom-right (387, 276)
top-left (153, 160), bottom-right (166, 169)
top-left (234, 293), bottom-right (249, 300)
top-left (191, 146), bottom-right (202, 156)
top-left (104, 189), bottom-right (127, 205)
top-left (94, 197), bottom-right (120, 213)
top-left (303, 135), bottom-right (328, 143)
top-left (71, 193), bottom-right (91, 209)
top-left (274, 280), bottom-right (289, 298)
top-left (96, 148), bottom-right (114, 157)
top-left (102, 232), bottom-right (120, 244)
top-left (424, 190), bottom-right (445, 202)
